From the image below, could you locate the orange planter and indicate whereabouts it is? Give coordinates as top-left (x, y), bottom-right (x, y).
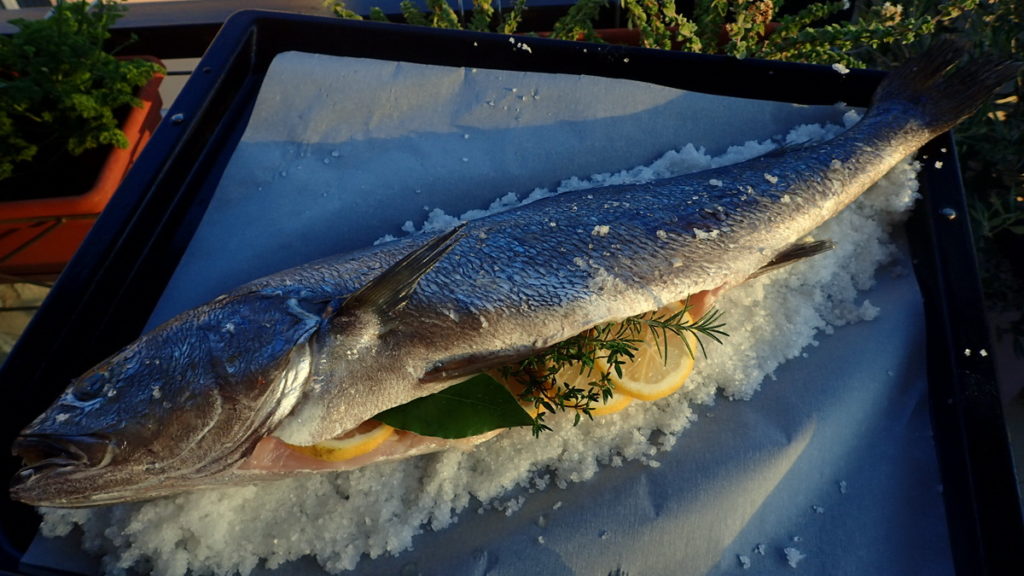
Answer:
top-left (0, 58), bottom-right (164, 281)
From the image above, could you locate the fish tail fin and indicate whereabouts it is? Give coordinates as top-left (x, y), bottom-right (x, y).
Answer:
top-left (871, 40), bottom-right (1020, 135)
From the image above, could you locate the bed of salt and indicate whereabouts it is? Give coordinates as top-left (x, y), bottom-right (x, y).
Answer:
top-left (24, 53), bottom-right (953, 575)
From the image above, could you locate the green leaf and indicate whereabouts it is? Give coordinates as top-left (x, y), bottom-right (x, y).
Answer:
top-left (374, 373), bottom-right (535, 438)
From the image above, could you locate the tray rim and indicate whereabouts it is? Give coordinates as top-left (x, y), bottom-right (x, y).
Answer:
top-left (1, 9), bottom-right (1018, 574)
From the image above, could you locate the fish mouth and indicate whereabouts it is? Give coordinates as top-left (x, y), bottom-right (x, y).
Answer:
top-left (11, 434), bottom-right (116, 491)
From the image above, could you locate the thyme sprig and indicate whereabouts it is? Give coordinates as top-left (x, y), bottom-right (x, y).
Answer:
top-left (504, 301), bottom-right (728, 437)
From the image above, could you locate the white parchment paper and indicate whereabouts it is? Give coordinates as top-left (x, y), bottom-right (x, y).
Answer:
top-left (24, 52), bottom-right (952, 576)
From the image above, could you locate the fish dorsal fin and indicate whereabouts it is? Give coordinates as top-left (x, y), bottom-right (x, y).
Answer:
top-left (341, 224), bottom-right (466, 321)
top-left (750, 239), bottom-right (836, 279)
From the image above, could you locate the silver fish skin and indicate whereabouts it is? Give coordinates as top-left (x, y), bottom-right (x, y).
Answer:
top-left (11, 43), bottom-right (1019, 507)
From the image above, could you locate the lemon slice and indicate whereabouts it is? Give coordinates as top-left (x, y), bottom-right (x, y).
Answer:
top-left (550, 363), bottom-right (633, 416)
top-left (284, 420), bottom-right (395, 461)
top-left (596, 302), bottom-right (698, 402)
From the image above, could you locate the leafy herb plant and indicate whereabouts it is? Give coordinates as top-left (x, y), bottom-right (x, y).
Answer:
top-left (0, 0), bottom-right (164, 190)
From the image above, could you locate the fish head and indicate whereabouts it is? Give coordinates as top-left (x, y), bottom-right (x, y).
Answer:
top-left (10, 295), bottom-right (319, 507)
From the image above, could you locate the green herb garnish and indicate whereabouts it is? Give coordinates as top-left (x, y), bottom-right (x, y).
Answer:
top-left (509, 302), bottom-right (727, 437)
top-left (376, 302), bottom-right (727, 439)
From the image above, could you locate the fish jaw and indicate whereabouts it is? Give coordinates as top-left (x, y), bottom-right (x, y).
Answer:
top-left (11, 434), bottom-right (147, 507)
top-left (11, 434), bottom-right (117, 505)
top-left (11, 433), bottom-right (246, 507)
top-left (9, 291), bottom-right (321, 507)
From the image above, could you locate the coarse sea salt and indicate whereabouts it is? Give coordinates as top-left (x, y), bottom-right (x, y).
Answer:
top-left (784, 546), bottom-right (807, 568)
top-left (832, 63), bottom-right (851, 75)
top-left (38, 110), bottom-right (922, 576)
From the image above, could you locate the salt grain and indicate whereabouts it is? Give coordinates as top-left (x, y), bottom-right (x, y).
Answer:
top-left (784, 547), bottom-right (806, 568)
top-left (693, 228), bottom-right (719, 240)
top-left (832, 63), bottom-right (851, 75)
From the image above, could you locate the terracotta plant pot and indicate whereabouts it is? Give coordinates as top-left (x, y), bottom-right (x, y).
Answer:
top-left (0, 58), bottom-right (165, 281)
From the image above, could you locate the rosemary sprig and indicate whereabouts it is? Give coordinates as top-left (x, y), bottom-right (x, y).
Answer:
top-left (505, 302), bottom-right (728, 437)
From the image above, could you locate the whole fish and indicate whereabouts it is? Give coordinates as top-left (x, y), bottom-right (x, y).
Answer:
top-left (11, 43), bottom-right (1019, 507)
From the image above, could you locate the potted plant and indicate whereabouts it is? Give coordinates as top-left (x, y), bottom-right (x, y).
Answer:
top-left (0, 0), bottom-right (164, 280)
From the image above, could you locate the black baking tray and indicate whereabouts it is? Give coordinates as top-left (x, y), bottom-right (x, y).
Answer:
top-left (1, 10), bottom-right (1020, 574)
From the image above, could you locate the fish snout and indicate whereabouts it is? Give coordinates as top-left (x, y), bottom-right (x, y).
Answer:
top-left (11, 434), bottom-right (117, 486)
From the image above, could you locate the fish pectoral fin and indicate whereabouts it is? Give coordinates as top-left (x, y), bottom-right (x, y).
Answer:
top-left (750, 239), bottom-right (836, 279)
top-left (341, 224), bottom-right (466, 323)
top-left (420, 349), bottom-right (536, 384)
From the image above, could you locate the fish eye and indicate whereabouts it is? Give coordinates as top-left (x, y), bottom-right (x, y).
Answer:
top-left (70, 372), bottom-right (107, 402)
